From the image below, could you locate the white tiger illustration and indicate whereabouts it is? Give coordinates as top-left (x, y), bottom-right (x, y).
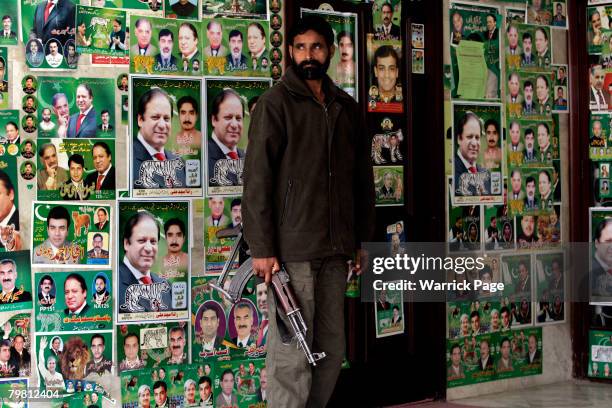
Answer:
top-left (135, 159), bottom-right (185, 189)
top-left (38, 314), bottom-right (62, 332)
top-left (141, 330), bottom-right (165, 349)
top-left (210, 158), bottom-right (244, 186)
top-left (120, 281), bottom-right (170, 312)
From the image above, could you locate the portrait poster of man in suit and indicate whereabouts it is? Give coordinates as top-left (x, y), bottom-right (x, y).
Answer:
top-left (31, 202), bottom-right (112, 267)
top-left (372, 0), bottom-right (401, 41)
top-left (205, 78), bottom-right (271, 196)
top-left (21, 0), bottom-right (76, 70)
top-left (0, 252), bottom-right (32, 312)
top-left (117, 201), bottom-right (190, 323)
top-left (33, 270), bottom-right (112, 332)
top-left (37, 138), bottom-right (116, 201)
top-left (131, 76), bottom-right (203, 197)
top-left (201, 17), bottom-right (270, 77)
top-left (452, 102), bottom-right (503, 205)
top-left (34, 76), bottom-right (116, 139)
top-left (0, 7), bottom-right (18, 46)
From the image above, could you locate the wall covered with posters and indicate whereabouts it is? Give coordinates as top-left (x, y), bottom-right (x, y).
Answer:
top-left (0, 0), bottom-right (287, 406)
top-left (442, 0), bottom-right (572, 399)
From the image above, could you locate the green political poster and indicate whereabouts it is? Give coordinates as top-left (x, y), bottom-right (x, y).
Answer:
top-left (449, 2), bottom-right (501, 101)
top-left (0, 2), bottom-right (19, 46)
top-left (21, 0), bottom-right (77, 70)
top-left (213, 359), bottom-right (266, 407)
top-left (117, 200), bottom-right (190, 323)
top-left (37, 138), bottom-right (116, 201)
top-left (76, 5), bottom-right (128, 57)
top-left (203, 196), bottom-right (241, 273)
top-left (31, 202), bottom-right (112, 268)
top-left (34, 270), bottom-right (113, 332)
top-left (0, 251), bottom-right (32, 312)
top-left (165, 0), bottom-right (199, 20)
top-left (36, 76), bottom-right (117, 139)
top-left (0, 48), bottom-right (8, 109)
top-left (202, 0), bottom-right (267, 19)
top-left (588, 329), bottom-right (612, 378)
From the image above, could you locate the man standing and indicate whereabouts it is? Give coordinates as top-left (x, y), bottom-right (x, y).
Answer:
top-left (85, 334), bottom-right (112, 376)
top-left (0, 259), bottom-right (32, 304)
top-left (247, 23), bottom-right (268, 71)
top-left (207, 89), bottom-right (245, 186)
top-left (242, 16), bottom-right (374, 407)
top-left (204, 21), bottom-right (227, 57)
top-left (32, 206), bottom-right (79, 264)
top-left (84, 142), bottom-right (115, 192)
top-left (118, 211), bottom-right (171, 311)
top-left (226, 30), bottom-right (247, 70)
top-left (67, 84), bottom-right (97, 138)
top-left (155, 29), bottom-right (177, 71)
top-left (176, 96), bottom-right (201, 144)
top-left (163, 218), bottom-right (188, 269)
top-left (131, 18), bottom-right (157, 56)
top-left (63, 273), bottom-right (89, 316)
top-left (132, 88), bottom-right (186, 189)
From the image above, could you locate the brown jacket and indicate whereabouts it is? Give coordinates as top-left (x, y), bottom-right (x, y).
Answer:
top-left (243, 66), bottom-right (375, 262)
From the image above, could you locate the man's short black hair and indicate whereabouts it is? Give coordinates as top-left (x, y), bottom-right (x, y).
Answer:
top-left (288, 15), bottom-right (334, 49)
top-left (159, 28), bottom-right (173, 41)
top-left (164, 218), bottom-right (185, 236)
top-left (177, 95), bottom-right (199, 113)
top-left (595, 218), bottom-right (612, 240)
top-left (123, 210), bottom-right (160, 242)
top-left (221, 369), bottom-right (234, 382)
top-left (522, 32), bottom-right (532, 41)
top-left (526, 176), bottom-right (536, 186)
top-left (373, 44), bottom-right (399, 66)
top-left (40, 274), bottom-right (53, 285)
top-left (68, 154), bottom-right (85, 168)
top-left (65, 273), bottom-right (87, 293)
top-left (91, 334), bottom-right (105, 345)
top-left (93, 233), bottom-right (103, 241)
top-left (337, 30), bottom-right (353, 45)
top-left (470, 310), bottom-right (480, 319)
top-left (200, 304), bottom-right (220, 319)
top-left (484, 119), bottom-right (499, 134)
top-left (198, 376), bottom-right (211, 387)
top-left (47, 206), bottom-right (70, 228)
top-left (230, 198), bottom-right (241, 209)
top-left (101, 109), bottom-right (109, 116)
top-left (228, 29), bottom-right (242, 42)
top-left (524, 80), bottom-right (533, 90)
top-left (93, 141), bottom-right (112, 157)
top-left (247, 96), bottom-right (259, 113)
top-left (124, 333), bottom-right (138, 345)
top-left (153, 381), bottom-right (167, 392)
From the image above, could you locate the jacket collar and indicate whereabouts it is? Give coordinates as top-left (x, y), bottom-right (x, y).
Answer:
top-left (282, 65), bottom-right (349, 104)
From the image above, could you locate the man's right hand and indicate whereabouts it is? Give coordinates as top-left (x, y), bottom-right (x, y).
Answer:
top-left (252, 257), bottom-right (280, 285)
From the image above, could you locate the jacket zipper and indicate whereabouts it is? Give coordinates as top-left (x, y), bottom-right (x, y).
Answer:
top-left (280, 179), bottom-right (293, 226)
top-left (323, 103), bottom-right (337, 252)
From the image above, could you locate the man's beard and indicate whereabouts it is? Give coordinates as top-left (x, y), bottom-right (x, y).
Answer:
top-left (293, 57), bottom-right (331, 80)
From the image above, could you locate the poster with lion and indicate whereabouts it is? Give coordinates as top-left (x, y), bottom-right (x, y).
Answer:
top-left (31, 202), bottom-right (112, 268)
top-left (34, 331), bottom-right (113, 392)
